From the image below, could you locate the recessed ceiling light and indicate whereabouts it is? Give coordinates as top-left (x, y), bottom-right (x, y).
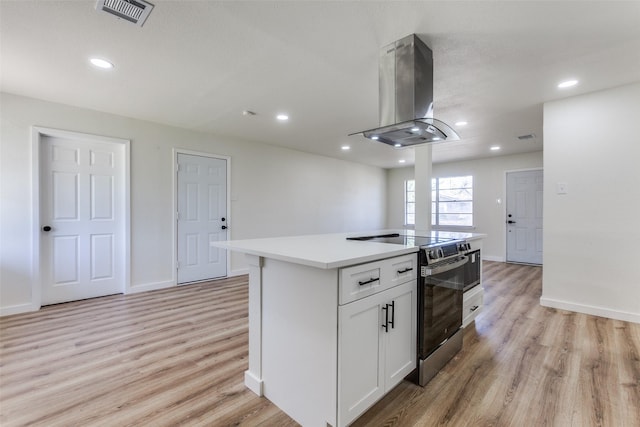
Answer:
top-left (455, 121), bottom-right (468, 126)
top-left (411, 127), bottom-right (420, 132)
top-left (490, 146), bottom-right (501, 151)
top-left (90, 58), bottom-right (114, 69)
top-left (394, 143), bottom-right (402, 148)
top-left (558, 79), bottom-right (578, 89)
top-left (398, 159), bottom-right (406, 164)
top-left (371, 135), bottom-right (379, 140)
top-left (276, 114), bottom-right (289, 121)
top-left (341, 145), bottom-right (350, 151)
top-left (432, 137), bottom-right (441, 141)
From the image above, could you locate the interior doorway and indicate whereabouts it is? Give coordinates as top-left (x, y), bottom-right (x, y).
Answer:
top-left (36, 128), bottom-right (130, 305)
top-left (506, 169), bottom-right (543, 265)
top-left (176, 152), bottom-right (228, 283)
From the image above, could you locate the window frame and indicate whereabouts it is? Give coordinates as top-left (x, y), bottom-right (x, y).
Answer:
top-left (404, 179), bottom-right (415, 227)
top-left (404, 175), bottom-right (474, 229)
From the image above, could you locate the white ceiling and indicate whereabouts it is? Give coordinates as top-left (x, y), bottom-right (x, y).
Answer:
top-left (2, 1), bottom-right (639, 168)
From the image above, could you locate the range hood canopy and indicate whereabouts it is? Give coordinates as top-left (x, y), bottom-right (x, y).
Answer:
top-left (351, 34), bottom-right (460, 148)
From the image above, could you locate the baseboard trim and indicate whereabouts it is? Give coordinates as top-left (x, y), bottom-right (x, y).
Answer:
top-left (244, 370), bottom-right (263, 396)
top-left (482, 255), bottom-right (505, 262)
top-left (540, 297), bottom-right (640, 324)
top-left (127, 280), bottom-right (175, 294)
top-left (0, 302), bottom-right (39, 317)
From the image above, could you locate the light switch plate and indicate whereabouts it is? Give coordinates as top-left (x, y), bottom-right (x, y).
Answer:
top-left (556, 182), bottom-right (568, 194)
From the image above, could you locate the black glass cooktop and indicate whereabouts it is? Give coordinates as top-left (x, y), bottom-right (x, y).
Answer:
top-left (346, 233), bottom-right (454, 247)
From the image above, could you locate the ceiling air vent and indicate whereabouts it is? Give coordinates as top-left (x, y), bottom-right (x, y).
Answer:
top-left (96, 0), bottom-right (154, 27)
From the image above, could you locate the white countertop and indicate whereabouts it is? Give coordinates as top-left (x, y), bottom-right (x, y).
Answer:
top-left (214, 229), bottom-right (486, 270)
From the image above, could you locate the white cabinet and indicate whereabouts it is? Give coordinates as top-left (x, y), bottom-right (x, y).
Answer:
top-left (463, 284), bottom-right (483, 327)
top-left (337, 257), bottom-right (417, 426)
top-left (250, 252), bottom-right (417, 427)
top-left (462, 239), bottom-right (484, 328)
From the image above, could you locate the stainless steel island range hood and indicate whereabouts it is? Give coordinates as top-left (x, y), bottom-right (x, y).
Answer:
top-left (351, 34), bottom-right (460, 148)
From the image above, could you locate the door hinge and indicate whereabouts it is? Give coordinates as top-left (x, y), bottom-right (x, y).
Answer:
top-left (176, 212), bottom-right (180, 220)
top-left (176, 163), bottom-right (180, 172)
top-left (176, 261), bottom-right (180, 269)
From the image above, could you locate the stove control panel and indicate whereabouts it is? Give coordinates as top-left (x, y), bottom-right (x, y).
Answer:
top-left (427, 248), bottom-right (443, 260)
top-left (457, 242), bottom-right (471, 253)
top-left (423, 241), bottom-right (466, 264)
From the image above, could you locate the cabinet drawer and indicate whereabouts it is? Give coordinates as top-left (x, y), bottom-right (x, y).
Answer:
top-left (339, 260), bottom-right (385, 305)
top-left (385, 254), bottom-right (417, 287)
top-left (339, 254), bottom-right (417, 305)
top-left (462, 286), bottom-right (483, 327)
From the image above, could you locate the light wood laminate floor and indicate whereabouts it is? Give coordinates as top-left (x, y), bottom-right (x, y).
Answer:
top-left (1, 262), bottom-right (639, 426)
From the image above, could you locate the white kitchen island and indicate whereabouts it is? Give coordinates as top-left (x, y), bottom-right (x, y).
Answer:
top-left (214, 230), bottom-right (484, 427)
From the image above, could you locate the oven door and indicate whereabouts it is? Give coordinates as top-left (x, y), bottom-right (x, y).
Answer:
top-left (419, 264), bottom-right (464, 359)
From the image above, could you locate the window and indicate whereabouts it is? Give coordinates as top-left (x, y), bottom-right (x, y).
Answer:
top-left (405, 179), bottom-right (415, 226)
top-left (432, 175), bottom-right (473, 227)
top-left (405, 175), bottom-right (473, 228)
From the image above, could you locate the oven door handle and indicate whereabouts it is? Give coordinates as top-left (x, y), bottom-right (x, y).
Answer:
top-left (421, 256), bottom-right (468, 276)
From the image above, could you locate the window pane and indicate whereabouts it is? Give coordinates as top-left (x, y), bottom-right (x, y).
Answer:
top-left (407, 214), bottom-right (415, 225)
top-left (439, 188), bottom-right (473, 201)
top-left (414, 175), bottom-right (474, 228)
top-left (438, 201), bottom-right (473, 213)
top-left (440, 176), bottom-right (472, 190)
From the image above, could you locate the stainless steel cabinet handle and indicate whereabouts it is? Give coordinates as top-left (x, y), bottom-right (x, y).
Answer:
top-left (397, 267), bottom-right (413, 274)
top-left (389, 301), bottom-right (395, 329)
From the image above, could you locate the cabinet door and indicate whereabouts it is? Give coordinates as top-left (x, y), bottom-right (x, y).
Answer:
top-left (338, 292), bottom-right (386, 426)
top-left (384, 280), bottom-right (417, 391)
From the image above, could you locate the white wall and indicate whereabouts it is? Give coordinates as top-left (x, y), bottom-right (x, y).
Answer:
top-left (386, 151), bottom-right (544, 260)
top-left (542, 82), bottom-right (640, 323)
top-left (0, 93), bottom-right (386, 315)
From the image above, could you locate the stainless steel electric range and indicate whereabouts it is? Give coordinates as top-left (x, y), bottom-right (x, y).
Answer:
top-left (347, 233), bottom-right (468, 386)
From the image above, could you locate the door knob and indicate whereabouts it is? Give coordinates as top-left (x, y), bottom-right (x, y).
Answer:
top-left (42, 226), bottom-right (52, 232)
top-left (221, 225), bottom-right (227, 230)
top-left (507, 220), bottom-right (516, 224)
top-left (221, 217), bottom-right (226, 222)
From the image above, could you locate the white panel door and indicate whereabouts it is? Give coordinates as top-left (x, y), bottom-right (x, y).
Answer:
top-left (384, 281), bottom-right (416, 390)
top-left (506, 169), bottom-right (544, 264)
top-left (177, 154), bottom-right (227, 283)
top-left (40, 135), bottom-right (125, 305)
top-left (338, 293), bottom-right (385, 427)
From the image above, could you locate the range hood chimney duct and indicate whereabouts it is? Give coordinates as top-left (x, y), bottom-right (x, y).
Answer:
top-left (350, 34), bottom-right (460, 148)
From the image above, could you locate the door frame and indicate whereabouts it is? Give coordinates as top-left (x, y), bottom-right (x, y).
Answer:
top-left (31, 126), bottom-right (131, 310)
top-left (172, 149), bottom-right (231, 284)
top-left (503, 167), bottom-right (543, 263)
